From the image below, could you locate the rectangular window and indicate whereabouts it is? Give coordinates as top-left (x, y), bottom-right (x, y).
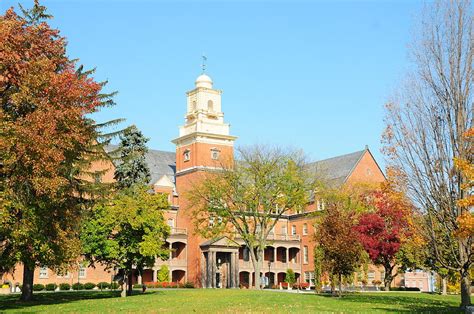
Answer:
top-left (303, 246), bottom-right (309, 264)
top-left (291, 225), bottom-right (296, 235)
top-left (304, 271), bottom-right (315, 286)
top-left (183, 149), bottom-right (190, 162)
top-left (368, 271), bottom-right (375, 282)
top-left (167, 218), bottom-right (174, 228)
top-left (79, 266), bottom-right (86, 279)
top-left (303, 223), bottom-right (308, 235)
top-left (39, 267), bottom-right (48, 279)
top-left (243, 247), bottom-right (250, 262)
top-left (210, 148), bottom-right (220, 160)
top-left (281, 226), bottom-right (287, 235)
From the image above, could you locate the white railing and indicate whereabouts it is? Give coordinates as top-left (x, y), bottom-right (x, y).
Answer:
top-left (170, 227), bottom-right (187, 235)
top-left (238, 260), bottom-right (301, 271)
top-left (267, 233), bottom-right (300, 241)
top-left (234, 233), bottom-right (300, 241)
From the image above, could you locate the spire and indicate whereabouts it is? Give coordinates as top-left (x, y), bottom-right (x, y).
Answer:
top-left (201, 54), bottom-right (207, 74)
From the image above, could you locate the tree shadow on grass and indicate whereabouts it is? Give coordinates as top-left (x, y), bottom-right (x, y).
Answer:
top-left (0, 290), bottom-right (163, 311)
top-left (303, 293), bottom-right (462, 313)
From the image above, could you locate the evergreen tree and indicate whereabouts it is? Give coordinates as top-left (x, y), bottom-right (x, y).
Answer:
top-left (114, 126), bottom-right (151, 189)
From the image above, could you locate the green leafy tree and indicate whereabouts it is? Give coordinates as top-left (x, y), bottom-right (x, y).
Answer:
top-left (0, 1), bottom-right (118, 301)
top-left (157, 265), bottom-right (170, 282)
top-left (81, 185), bottom-right (170, 297)
top-left (285, 269), bottom-right (296, 287)
top-left (189, 145), bottom-right (313, 289)
top-left (114, 126), bottom-right (151, 189)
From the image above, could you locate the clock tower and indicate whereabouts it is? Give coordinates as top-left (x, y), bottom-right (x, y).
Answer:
top-left (172, 73), bottom-right (237, 174)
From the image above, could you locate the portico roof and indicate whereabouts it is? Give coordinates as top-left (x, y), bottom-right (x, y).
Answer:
top-left (200, 236), bottom-right (240, 249)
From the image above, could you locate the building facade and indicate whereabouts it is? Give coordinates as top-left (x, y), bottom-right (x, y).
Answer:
top-left (2, 73), bottom-right (432, 292)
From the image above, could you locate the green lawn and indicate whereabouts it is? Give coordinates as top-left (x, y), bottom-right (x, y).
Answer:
top-left (0, 289), bottom-right (467, 313)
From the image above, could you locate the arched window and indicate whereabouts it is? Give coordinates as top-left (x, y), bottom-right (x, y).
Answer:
top-left (207, 100), bottom-right (214, 112)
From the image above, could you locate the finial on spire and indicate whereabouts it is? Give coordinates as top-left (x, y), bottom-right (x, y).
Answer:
top-left (201, 54), bottom-right (207, 73)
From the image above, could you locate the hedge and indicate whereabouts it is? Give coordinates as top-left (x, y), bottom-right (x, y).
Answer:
top-left (110, 282), bottom-right (120, 289)
top-left (59, 283), bottom-right (71, 291)
top-left (45, 283), bottom-right (57, 291)
top-left (72, 283), bottom-right (84, 290)
top-left (390, 287), bottom-right (421, 291)
top-left (33, 284), bottom-right (45, 291)
top-left (84, 282), bottom-right (96, 290)
top-left (97, 282), bottom-right (110, 289)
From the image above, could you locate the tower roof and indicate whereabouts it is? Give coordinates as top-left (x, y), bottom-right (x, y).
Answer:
top-left (195, 74), bottom-right (213, 88)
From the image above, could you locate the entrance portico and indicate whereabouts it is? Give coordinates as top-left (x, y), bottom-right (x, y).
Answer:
top-left (200, 236), bottom-right (240, 288)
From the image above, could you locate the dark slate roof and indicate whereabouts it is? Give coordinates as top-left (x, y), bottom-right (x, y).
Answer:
top-left (145, 149), bottom-right (176, 184)
top-left (106, 145), bottom-right (176, 185)
top-left (306, 149), bottom-right (367, 186)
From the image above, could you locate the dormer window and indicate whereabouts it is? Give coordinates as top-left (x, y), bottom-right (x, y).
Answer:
top-left (211, 148), bottom-right (220, 160)
top-left (183, 149), bottom-right (191, 162)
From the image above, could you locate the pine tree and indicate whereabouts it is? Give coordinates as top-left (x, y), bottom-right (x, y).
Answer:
top-left (114, 126), bottom-right (151, 189)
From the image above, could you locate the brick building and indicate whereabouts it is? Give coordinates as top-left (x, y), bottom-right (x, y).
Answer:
top-left (2, 73), bottom-right (432, 292)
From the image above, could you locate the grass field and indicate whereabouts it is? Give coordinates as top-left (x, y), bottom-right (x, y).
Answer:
top-left (0, 289), bottom-right (468, 313)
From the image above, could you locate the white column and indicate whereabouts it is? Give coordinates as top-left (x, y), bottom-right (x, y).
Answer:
top-left (137, 274), bottom-right (142, 285)
top-left (273, 247), bottom-right (277, 263)
top-left (286, 248), bottom-right (289, 266)
top-left (153, 269), bottom-right (157, 282)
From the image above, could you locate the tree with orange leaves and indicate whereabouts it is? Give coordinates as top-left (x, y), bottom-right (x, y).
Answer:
top-left (0, 2), bottom-right (118, 301)
top-left (454, 128), bottom-right (474, 239)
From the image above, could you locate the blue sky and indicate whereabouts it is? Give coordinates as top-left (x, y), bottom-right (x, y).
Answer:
top-left (2, 0), bottom-right (425, 167)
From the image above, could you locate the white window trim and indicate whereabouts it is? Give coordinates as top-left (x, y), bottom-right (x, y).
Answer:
top-left (183, 149), bottom-right (191, 162)
top-left (39, 267), bottom-right (48, 279)
top-left (79, 266), bottom-right (86, 279)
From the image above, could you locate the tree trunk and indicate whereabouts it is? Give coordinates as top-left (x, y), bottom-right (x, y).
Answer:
top-left (121, 271), bottom-right (127, 298)
top-left (383, 262), bottom-right (395, 291)
top-left (330, 274), bottom-right (336, 296)
top-left (20, 263), bottom-right (34, 301)
top-left (127, 267), bottom-right (133, 296)
top-left (460, 269), bottom-right (472, 309)
top-left (338, 273), bottom-right (342, 297)
top-left (441, 277), bottom-right (447, 296)
top-left (252, 248), bottom-right (263, 290)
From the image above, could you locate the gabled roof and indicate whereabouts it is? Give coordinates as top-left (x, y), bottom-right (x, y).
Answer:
top-left (306, 149), bottom-right (367, 186)
top-left (106, 145), bottom-right (176, 185)
top-left (200, 236), bottom-right (240, 248)
top-left (145, 149), bottom-right (176, 185)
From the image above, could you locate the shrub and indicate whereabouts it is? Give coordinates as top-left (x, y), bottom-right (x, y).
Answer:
top-left (183, 282), bottom-right (194, 288)
top-left (168, 282), bottom-right (177, 288)
top-left (72, 283), bottom-right (84, 290)
top-left (45, 283), bottom-right (57, 291)
top-left (372, 280), bottom-right (382, 286)
top-left (157, 265), bottom-right (170, 282)
top-left (84, 282), bottom-right (96, 290)
top-left (285, 269), bottom-right (296, 286)
top-left (59, 283), bottom-right (71, 291)
top-left (33, 284), bottom-right (45, 291)
top-left (281, 282), bottom-right (289, 288)
top-left (293, 282), bottom-right (310, 289)
top-left (133, 284), bottom-right (143, 289)
top-left (97, 282), bottom-right (110, 289)
top-left (390, 287), bottom-right (420, 292)
top-left (110, 282), bottom-right (120, 289)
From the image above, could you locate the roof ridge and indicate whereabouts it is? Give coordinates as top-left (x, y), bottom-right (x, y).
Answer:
top-left (308, 148), bottom-right (366, 166)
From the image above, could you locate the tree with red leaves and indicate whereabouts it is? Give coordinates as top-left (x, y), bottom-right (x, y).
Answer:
top-left (354, 183), bottom-right (412, 289)
top-left (0, 1), bottom-right (118, 301)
